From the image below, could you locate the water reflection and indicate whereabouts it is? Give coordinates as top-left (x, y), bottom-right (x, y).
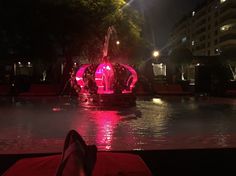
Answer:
top-left (152, 98), bottom-right (166, 106)
top-left (71, 109), bottom-right (142, 150)
top-left (92, 111), bottom-right (120, 150)
top-left (0, 96), bottom-right (236, 153)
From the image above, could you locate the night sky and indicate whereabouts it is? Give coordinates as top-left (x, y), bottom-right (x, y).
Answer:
top-left (131, 0), bottom-right (206, 49)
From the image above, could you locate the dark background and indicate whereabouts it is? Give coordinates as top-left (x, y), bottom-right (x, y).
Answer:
top-left (132, 0), bottom-right (206, 49)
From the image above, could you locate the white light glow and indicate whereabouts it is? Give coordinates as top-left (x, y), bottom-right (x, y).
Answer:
top-left (182, 37), bottom-right (187, 43)
top-left (152, 98), bottom-right (165, 106)
top-left (153, 50), bottom-right (160, 58)
top-left (220, 0), bottom-right (226, 3)
top-left (120, 0), bottom-right (135, 10)
top-left (152, 63), bottom-right (166, 76)
top-left (192, 40), bottom-right (195, 46)
top-left (220, 24), bottom-right (232, 31)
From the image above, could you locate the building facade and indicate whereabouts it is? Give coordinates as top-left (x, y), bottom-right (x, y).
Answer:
top-left (168, 0), bottom-right (236, 56)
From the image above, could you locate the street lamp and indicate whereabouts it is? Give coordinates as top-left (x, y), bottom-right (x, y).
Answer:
top-left (152, 50), bottom-right (160, 58)
top-left (116, 40), bottom-right (120, 45)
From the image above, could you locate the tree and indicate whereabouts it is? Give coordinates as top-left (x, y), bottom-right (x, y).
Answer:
top-left (169, 48), bottom-right (193, 81)
top-left (0, 0), bottom-right (146, 78)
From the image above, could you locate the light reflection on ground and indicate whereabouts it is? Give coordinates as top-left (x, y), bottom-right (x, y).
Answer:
top-left (0, 96), bottom-right (236, 154)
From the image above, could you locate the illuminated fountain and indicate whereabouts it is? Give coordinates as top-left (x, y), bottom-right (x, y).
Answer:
top-left (71, 27), bottom-right (138, 108)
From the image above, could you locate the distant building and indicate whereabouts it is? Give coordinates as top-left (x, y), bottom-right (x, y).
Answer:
top-left (168, 0), bottom-right (236, 56)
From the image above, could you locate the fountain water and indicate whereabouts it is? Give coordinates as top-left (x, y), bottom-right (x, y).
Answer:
top-left (71, 26), bottom-right (138, 108)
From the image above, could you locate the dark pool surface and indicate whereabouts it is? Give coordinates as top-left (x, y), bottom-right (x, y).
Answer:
top-left (0, 96), bottom-right (235, 154)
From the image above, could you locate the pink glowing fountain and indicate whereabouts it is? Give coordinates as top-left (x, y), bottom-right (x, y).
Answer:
top-left (72, 27), bottom-right (138, 107)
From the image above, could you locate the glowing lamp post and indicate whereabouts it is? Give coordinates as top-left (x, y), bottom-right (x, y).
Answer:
top-left (116, 40), bottom-right (120, 45)
top-left (152, 50), bottom-right (160, 58)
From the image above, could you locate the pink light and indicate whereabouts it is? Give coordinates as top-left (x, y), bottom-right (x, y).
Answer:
top-left (93, 111), bottom-right (120, 150)
top-left (95, 63), bottom-right (114, 94)
top-left (52, 107), bottom-right (61, 112)
top-left (76, 78), bottom-right (83, 81)
top-left (76, 64), bottom-right (90, 91)
top-left (120, 64), bottom-right (138, 93)
top-left (74, 63), bottom-right (138, 95)
top-left (71, 110), bottom-right (121, 150)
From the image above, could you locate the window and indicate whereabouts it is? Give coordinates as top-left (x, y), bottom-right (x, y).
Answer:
top-left (192, 40), bottom-right (195, 46)
top-left (220, 24), bottom-right (232, 31)
top-left (215, 48), bottom-right (221, 54)
top-left (152, 63), bottom-right (167, 76)
top-left (182, 37), bottom-right (187, 43)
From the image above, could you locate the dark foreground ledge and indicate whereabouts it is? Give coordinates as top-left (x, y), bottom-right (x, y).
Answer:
top-left (1, 148), bottom-right (236, 176)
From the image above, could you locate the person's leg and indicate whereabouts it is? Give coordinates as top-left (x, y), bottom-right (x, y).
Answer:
top-left (56, 130), bottom-right (97, 176)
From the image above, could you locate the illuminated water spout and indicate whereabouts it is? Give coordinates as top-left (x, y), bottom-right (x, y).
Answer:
top-left (102, 26), bottom-right (116, 59)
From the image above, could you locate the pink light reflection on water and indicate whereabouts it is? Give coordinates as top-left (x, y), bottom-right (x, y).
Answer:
top-left (93, 111), bottom-right (120, 150)
top-left (1, 97), bottom-right (236, 153)
top-left (70, 109), bottom-right (141, 151)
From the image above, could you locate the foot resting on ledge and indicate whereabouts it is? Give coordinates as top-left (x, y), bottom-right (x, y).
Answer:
top-left (3, 130), bottom-right (152, 176)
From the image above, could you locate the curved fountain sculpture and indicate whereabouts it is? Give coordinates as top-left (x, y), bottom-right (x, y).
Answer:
top-left (71, 27), bottom-right (138, 108)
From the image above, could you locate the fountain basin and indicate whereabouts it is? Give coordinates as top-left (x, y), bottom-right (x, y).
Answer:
top-left (78, 93), bottom-right (136, 108)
